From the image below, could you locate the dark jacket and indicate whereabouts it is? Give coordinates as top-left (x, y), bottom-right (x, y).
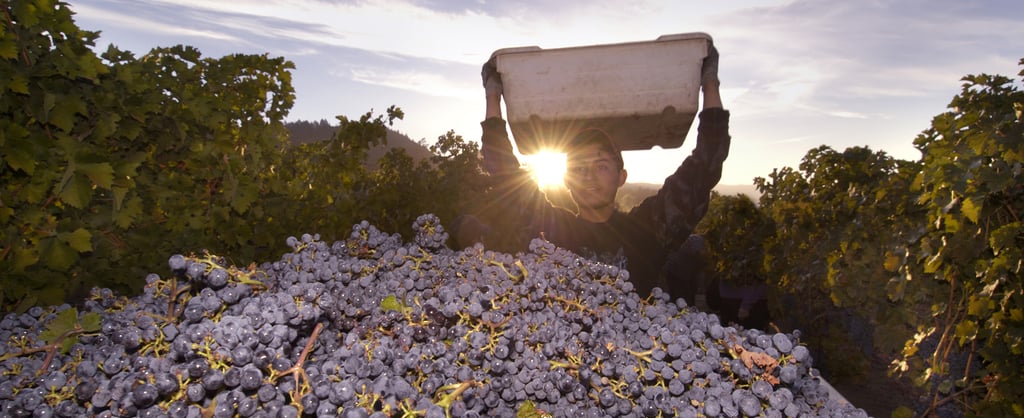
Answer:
top-left (480, 108), bottom-right (731, 298)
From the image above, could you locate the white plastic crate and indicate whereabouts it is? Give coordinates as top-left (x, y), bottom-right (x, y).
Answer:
top-left (492, 32), bottom-right (712, 154)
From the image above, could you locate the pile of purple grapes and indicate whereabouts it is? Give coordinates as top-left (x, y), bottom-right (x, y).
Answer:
top-left (0, 214), bottom-right (869, 417)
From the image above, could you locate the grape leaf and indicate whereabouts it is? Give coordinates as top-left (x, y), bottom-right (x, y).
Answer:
top-left (924, 252), bottom-right (943, 274)
top-left (960, 198), bottom-right (980, 224)
top-left (64, 228), bottom-right (93, 252)
top-left (13, 247), bottom-right (39, 270)
top-left (77, 162), bottom-right (114, 189)
top-left (2, 135), bottom-right (36, 174)
top-left (967, 296), bottom-right (990, 317)
top-left (891, 406), bottom-right (915, 418)
top-left (40, 239), bottom-right (78, 271)
top-left (80, 312), bottom-right (102, 333)
top-left (517, 401), bottom-right (552, 418)
top-left (58, 175), bottom-right (93, 209)
top-left (113, 195), bottom-right (143, 229)
top-left (380, 295), bottom-right (405, 312)
top-left (6, 73), bottom-right (29, 95)
top-left (60, 336), bottom-right (78, 354)
top-left (231, 182), bottom-right (259, 214)
top-left (989, 222), bottom-right (1022, 251)
top-left (0, 39), bottom-right (17, 59)
top-left (39, 308), bottom-right (78, 344)
top-left (112, 186), bottom-right (129, 211)
top-left (48, 97), bottom-right (87, 133)
top-left (954, 320), bottom-right (978, 346)
top-left (883, 252), bottom-right (900, 272)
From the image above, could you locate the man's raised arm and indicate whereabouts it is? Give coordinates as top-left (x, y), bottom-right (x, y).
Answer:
top-left (631, 43), bottom-right (731, 248)
top-left (480, 58), bottom-right (521, 176)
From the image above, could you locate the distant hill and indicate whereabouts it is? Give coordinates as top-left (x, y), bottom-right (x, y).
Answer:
top-left (282, 122), bottom-right (763, 207)
top-left (616, 182), bottom-right (760, 210)
top-left (714, 184), bottom-right (761, 201)
top-left (284, 119), bottom-right (435, 167)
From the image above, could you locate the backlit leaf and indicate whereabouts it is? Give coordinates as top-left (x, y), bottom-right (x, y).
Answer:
top-left (891, 406), bottom-right (915, 418)
top-left (989, 223), bottom-right (1022, 252)
top-left (886, 277), bottom-right (905, 302)
top-left (955, 320), bottom-right (977, 346)
top-left (967, 296), bottom-right (990, 317)
top-left (960, 198), bottom-right (980, 224)
top-left (924, 253), bottom-right (943, 274)
top-left (380, 295), bottom-right (405, 312)
top-left (883, 252), bottom-right (900, 272)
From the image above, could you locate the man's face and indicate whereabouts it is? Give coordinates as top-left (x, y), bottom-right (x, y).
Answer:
top-left (564, 144), bottom-right (627, 212)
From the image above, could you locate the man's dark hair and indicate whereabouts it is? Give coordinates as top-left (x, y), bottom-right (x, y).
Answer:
top-left (567, 128), bottom-right (624, 171)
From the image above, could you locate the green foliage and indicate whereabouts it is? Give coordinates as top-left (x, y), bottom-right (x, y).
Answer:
top-left (0, 2), bottom-right (487, 310)
top-left (752, 146), bottom-right (923, 382)
top-left (270, 112), bottom-right (485, 243)
top-left (697, 192), bottom-right (773, 286)
top-left (38, 306), bottom-right (100, 354)
top-left (736, 60), bottom-right (1024, 416)
top-left (892, 62), bottom-right (1024, 416)
top-left (1, 0), bottom-right (298, 307)
top-left (2, 0), bottom-right (132, 307)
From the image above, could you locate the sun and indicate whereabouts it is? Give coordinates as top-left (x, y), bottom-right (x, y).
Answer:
top-left (522, 150), bottom-right (567, 189)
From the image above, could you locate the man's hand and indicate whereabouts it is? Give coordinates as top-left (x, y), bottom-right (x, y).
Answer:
top-left (482, 57), bottom-right (503, 98)
top-left (700, 41), bottom-right (722, 109)
top-left (701, 42), bottom-right (719, 86)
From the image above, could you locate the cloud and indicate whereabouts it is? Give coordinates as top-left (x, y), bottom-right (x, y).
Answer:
top-left (71, 2), bottom-right (243, 43)
top-left (823, 110), bottom-right (868, 119)
top-left (698, 0), bottom-right (1024, 145)
top-left (715, 0), bottom-right (1023, 100)
top-left (349, 67), bottom-right (476, 98)
top-left (765, 135), bottom-right (814, 145)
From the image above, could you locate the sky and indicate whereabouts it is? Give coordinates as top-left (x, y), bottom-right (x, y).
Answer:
top-left (67, 0), bottom-right (1023, 186)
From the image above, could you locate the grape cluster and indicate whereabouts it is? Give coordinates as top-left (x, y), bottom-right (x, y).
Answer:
top-left (0, 215), bottom-right (870, 417)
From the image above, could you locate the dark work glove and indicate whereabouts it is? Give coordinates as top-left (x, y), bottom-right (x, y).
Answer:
top-left (481, 56), bottom-right (503, 97)
top-left (701, 42), bottom-right (719, 85)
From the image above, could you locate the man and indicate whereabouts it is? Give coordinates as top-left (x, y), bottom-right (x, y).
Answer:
top-left (477, 45), bottom-right (730, 299)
